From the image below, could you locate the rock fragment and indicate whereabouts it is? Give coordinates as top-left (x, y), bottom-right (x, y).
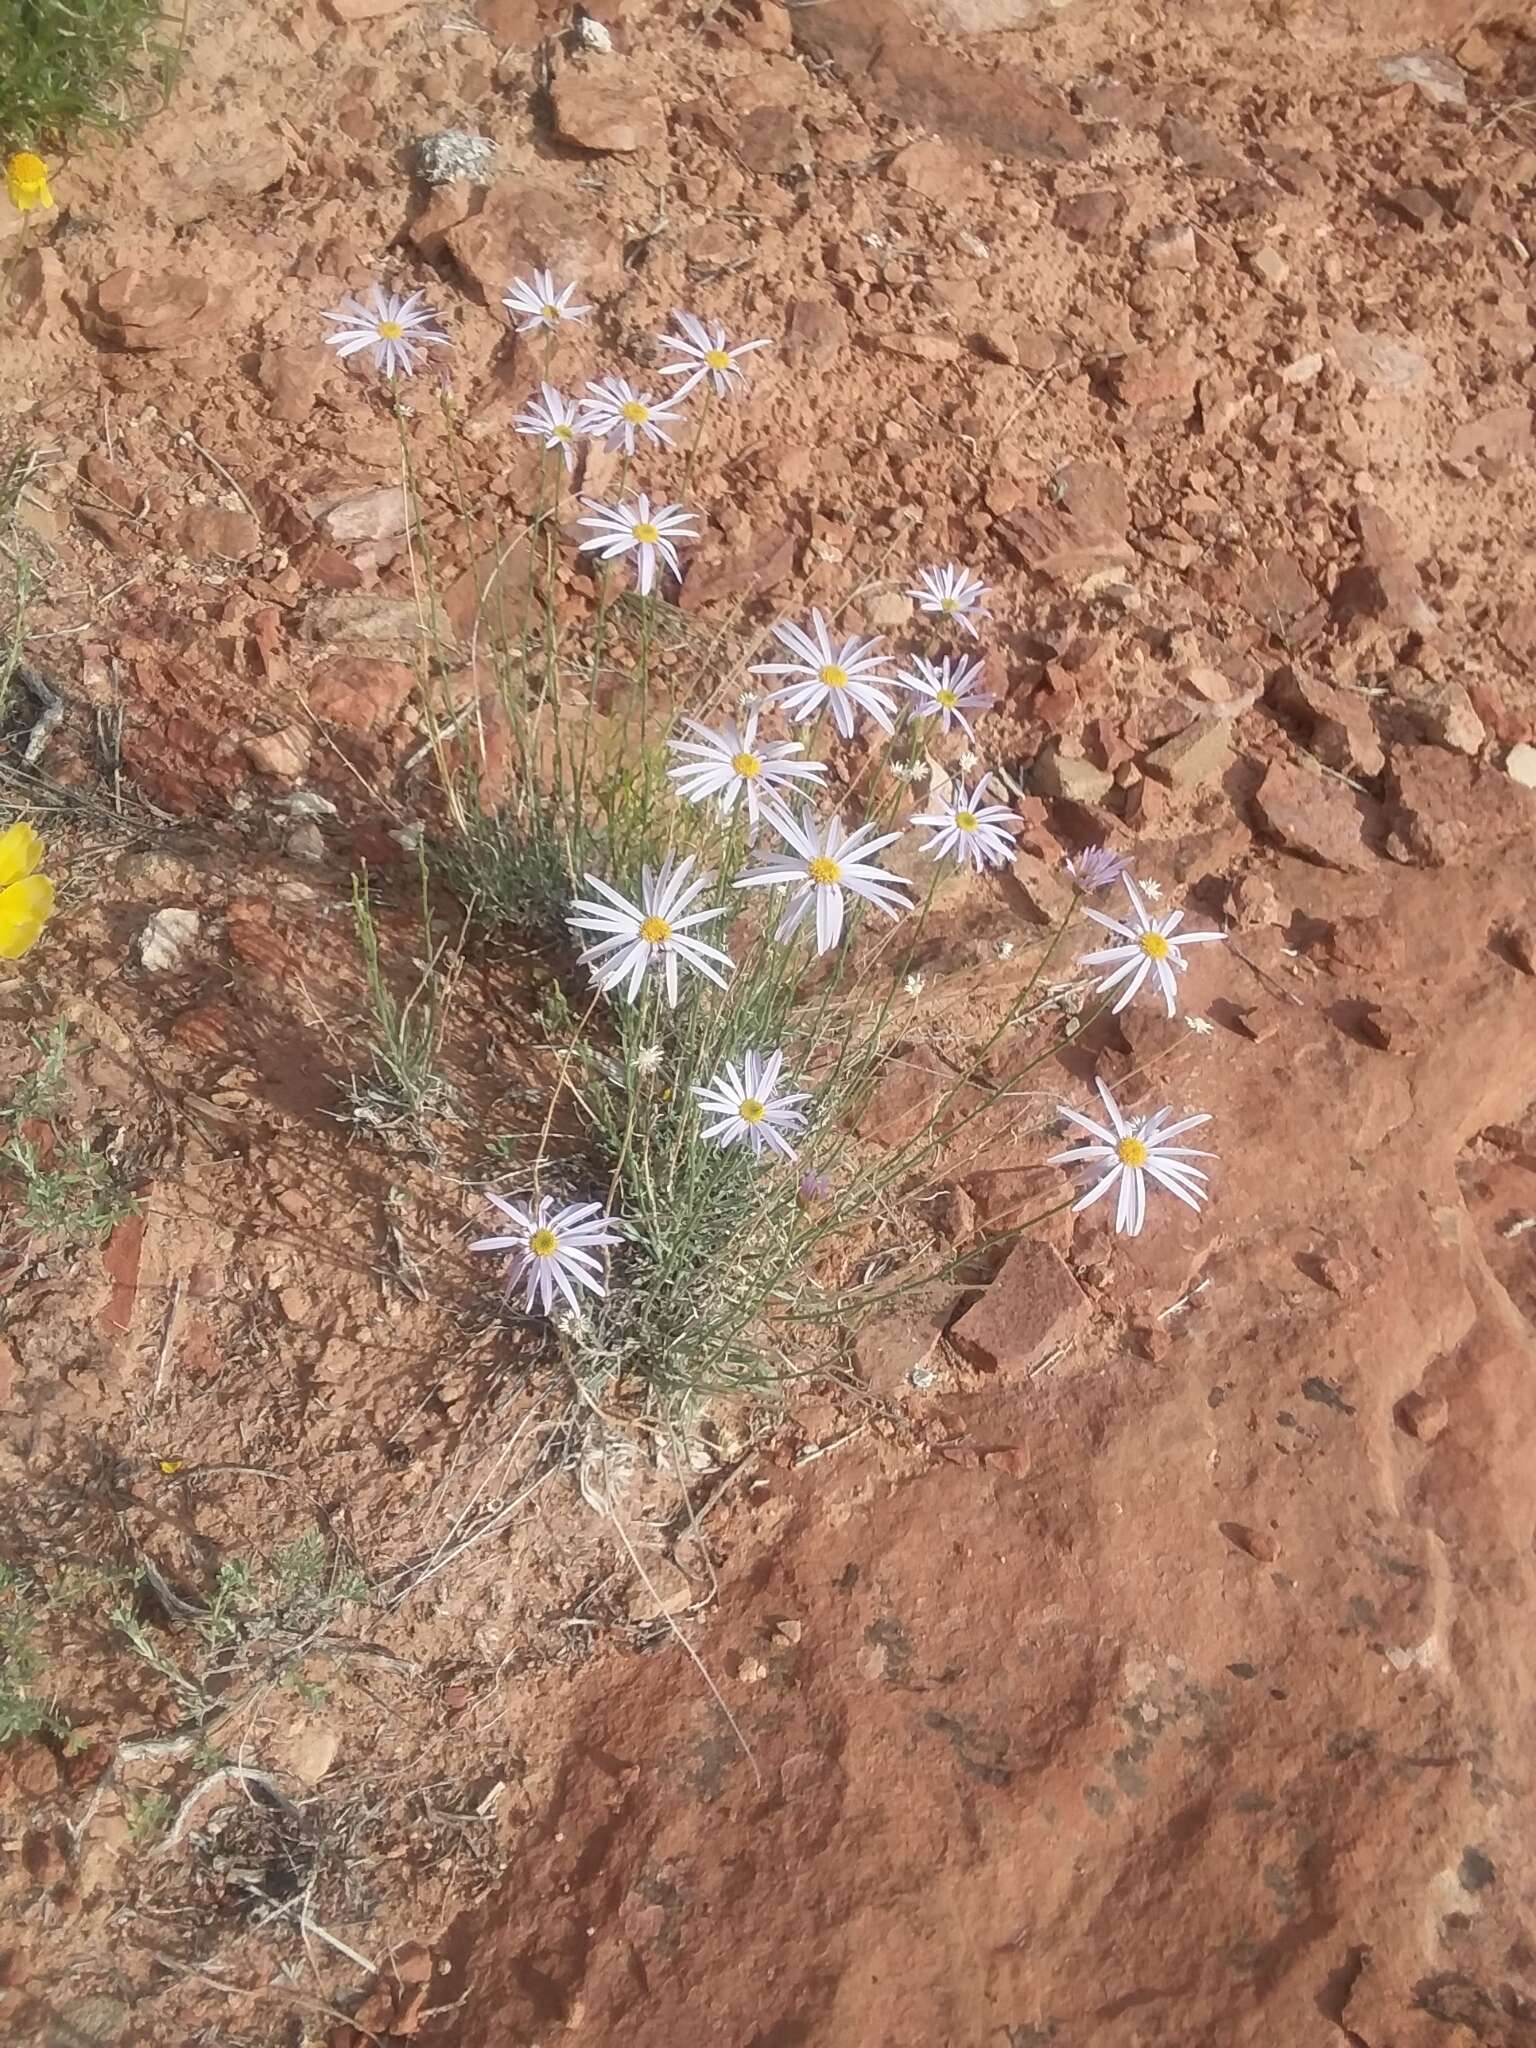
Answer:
top-left (139, 909), bottom-right (202, 973)
top-left (550, 73), bottom-right (665, 153)
top-left (1395, 1390), bottom-right (1448, 1441)
top-left (1386, 185), bottom-right (1443, 232)
top-left (1252, 759), bottom-right (1370, 870)
top-left (1031, 744), bottom-right (1113, 803)
top-left (1142, 223), bottom-right (1197, 271)
top-left (1054, 188), bottom-right (1125, 240)
top-left (243, 728), bottom-right (312, 780)
top-left (1142, 716), bottom-right (1231, 791)
top-left (177, 506), bottom-right (261, 560)
top-left (87, 267), bottom-right (219, 351)
top-left (308, 656), bottom-right (417, 734)
top-left (950, 1240), bottom-right (1089, 1375)
top-left (792, 0), bottom-right (1087, 163)
top-left (1267, 670), bottom-right (1384, 779)
top-left (1389, 669), bottom-right (1485, 756)
top-left (1376, 51), bottom-right (1467, 105)
top-left (315, 486), bottom-right (410, 544)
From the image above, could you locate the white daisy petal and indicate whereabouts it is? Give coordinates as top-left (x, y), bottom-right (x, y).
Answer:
top-left (322, 282), bottom-right (449, 379)
top-left (569, 854), bottom-right (732, 1006)
top-left (908, 772), bottom-right (1020, 871)
top-left (1052, 1079), bottom-right (1215, 1238)
top-left (578, 374), bottom-right (687, 456)
top-left (576, 494), bottom-right (698, 597)
top-left (501, 268), bottom-right (592, 333)
top-left (473, 1193), bottom-right (622, 1316)
top-left (896, 653), bottom-right (994, 737)
top-left (1076, 877), bottom-right (1226, 1020)
top-left (655, 310), bottom-right (773, 399)
top-left (692, 1043), bottom-right (809, 1161)
top-left (906, 563), bottom-right (989, 637)
top-left (749, 611), bottom-right (899, 738)
top-left (734, 809), bottom-right (912, 956)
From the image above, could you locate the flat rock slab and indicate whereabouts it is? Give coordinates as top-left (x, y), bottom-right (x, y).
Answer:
top-left (950, 1239), bottom-right (1090, 1374)
top-left (792, 0), bottom-right (1087, 163)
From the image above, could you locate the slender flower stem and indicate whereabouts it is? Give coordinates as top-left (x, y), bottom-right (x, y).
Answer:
top-left (680, 383), bottom-right (714, 505)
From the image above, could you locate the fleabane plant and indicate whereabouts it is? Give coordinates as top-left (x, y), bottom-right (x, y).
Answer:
top-left (330, 264), bottom-right (1233, 1404)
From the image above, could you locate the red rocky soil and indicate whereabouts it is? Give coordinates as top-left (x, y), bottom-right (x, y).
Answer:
top-left (3, 0), bottom-right (1536, 2043)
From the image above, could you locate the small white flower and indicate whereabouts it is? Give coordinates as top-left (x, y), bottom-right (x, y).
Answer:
top-left (635, 1044), bottom-right (665, 1075)
top-left (1049, 1079), bottom-right (1213, 1238)
top-left (1186, 1015), bottom-right (1214, 1037)
top-left (996, 939), bottom-right (1016, 960)
top-left (1079, 876), bottom-right (1226, 1018)
top-left (514, 382), bottom-right (582, 471)
top-left (909, 773), bottom-right (1021, 872)
top-left (322, 284), bottom-right (448, 379)
top-left (578, 374), bottom-right (686, 455)
top-left (470, 1193), bottom-right (621, 1314)
top-left (903, 972), bottom-right (926, 998)
top-left (907, 563), bottom-right (989, 638)
top-left (502, 268), bottom-right (591, 333)
top-left (655, 311), bottom-right (772, 400)
top-left (888, 757), bottom-right (926, 783)
top-left (734, 810), bottom-right (913, 955)
top-left (576, 494), bottom-right (697, 596)
top-left (568, 854), bottom-right (733, 1006)
top-left (751, 611), bottom-right (899, 741)
top-left (1138, 878), bottom-right (1164, 902)
top-left (694, 1048), bottom-right (809, 1161)
top-left (958, 748), bottom-right (979, 773)
top-left (667, 710), bottom-right (827, 835)
top-left (896, 653), bottom-right (994, 741)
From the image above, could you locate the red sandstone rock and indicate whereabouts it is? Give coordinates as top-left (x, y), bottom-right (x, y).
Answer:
top-left (950, 1239), bottom-right (1089, 1374)
top-left (550, 72), bottom-right (666, 153)
top-left (791, 0), bottom-right (1087, 163)
top-left (1267, 669), bottom-right (1385, 779)
top-left (1253, 757), bottom-right (1372, 870)
top-left (85, 266), bottom-right (220, 350)
top-left (1396, 1390), bottom-right (1448, 1441)
top-left (307, 655), bottom-right (416, 733)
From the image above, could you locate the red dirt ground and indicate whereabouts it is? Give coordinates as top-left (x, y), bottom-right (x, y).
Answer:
top-left (3, 0), bottom-right (1536, 2042)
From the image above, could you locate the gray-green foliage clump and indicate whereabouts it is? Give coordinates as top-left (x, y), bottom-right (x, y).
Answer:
top-left (0, 0), bottom-right (184, 152)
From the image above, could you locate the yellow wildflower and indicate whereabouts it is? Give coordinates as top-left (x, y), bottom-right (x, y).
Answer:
top-left (5, 152), bottom-right (54, 214)
top-left (0, 821), bottom-right (55, 959)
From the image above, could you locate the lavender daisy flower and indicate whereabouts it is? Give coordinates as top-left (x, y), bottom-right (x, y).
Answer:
top-left (1065, 845), bottom-right (1131, 892)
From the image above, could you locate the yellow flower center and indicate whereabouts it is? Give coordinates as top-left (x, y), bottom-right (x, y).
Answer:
top-left (620, 399), bottom-right (649, 423)
top-left (552, 423), bottom-right (573, 441)
top-left (818, 664), bottom-right (848, 691)
top-left (542, 303), bottom-right (560, 321)
top-left (376, 319), bottom-right (405, 340)
top-left (936, 687), bottom-right (958, 708)
top-left (704, 347), bottom-right (732, 370)
top-left (639, 913), bottom-right (673, 943)
top-left (529, 1227), bottom-right (560, 1257)
top-left (1116, 1136), bottom-right (1149, 1168)
top-left (940, 594), bottom-right (958, 611)
top-left (807, 856), bottom-right (841, 885)
top-left (731, 751), bottom-right (762, 778)
top-left (631, 521), bottom-right (661, 545)
top-left (739, 1097), bottom-right (766, 1124)
top-left (1139, 931), bottom-right (1171, 960)
top-left (955, 810), bottom-right (978, 832)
